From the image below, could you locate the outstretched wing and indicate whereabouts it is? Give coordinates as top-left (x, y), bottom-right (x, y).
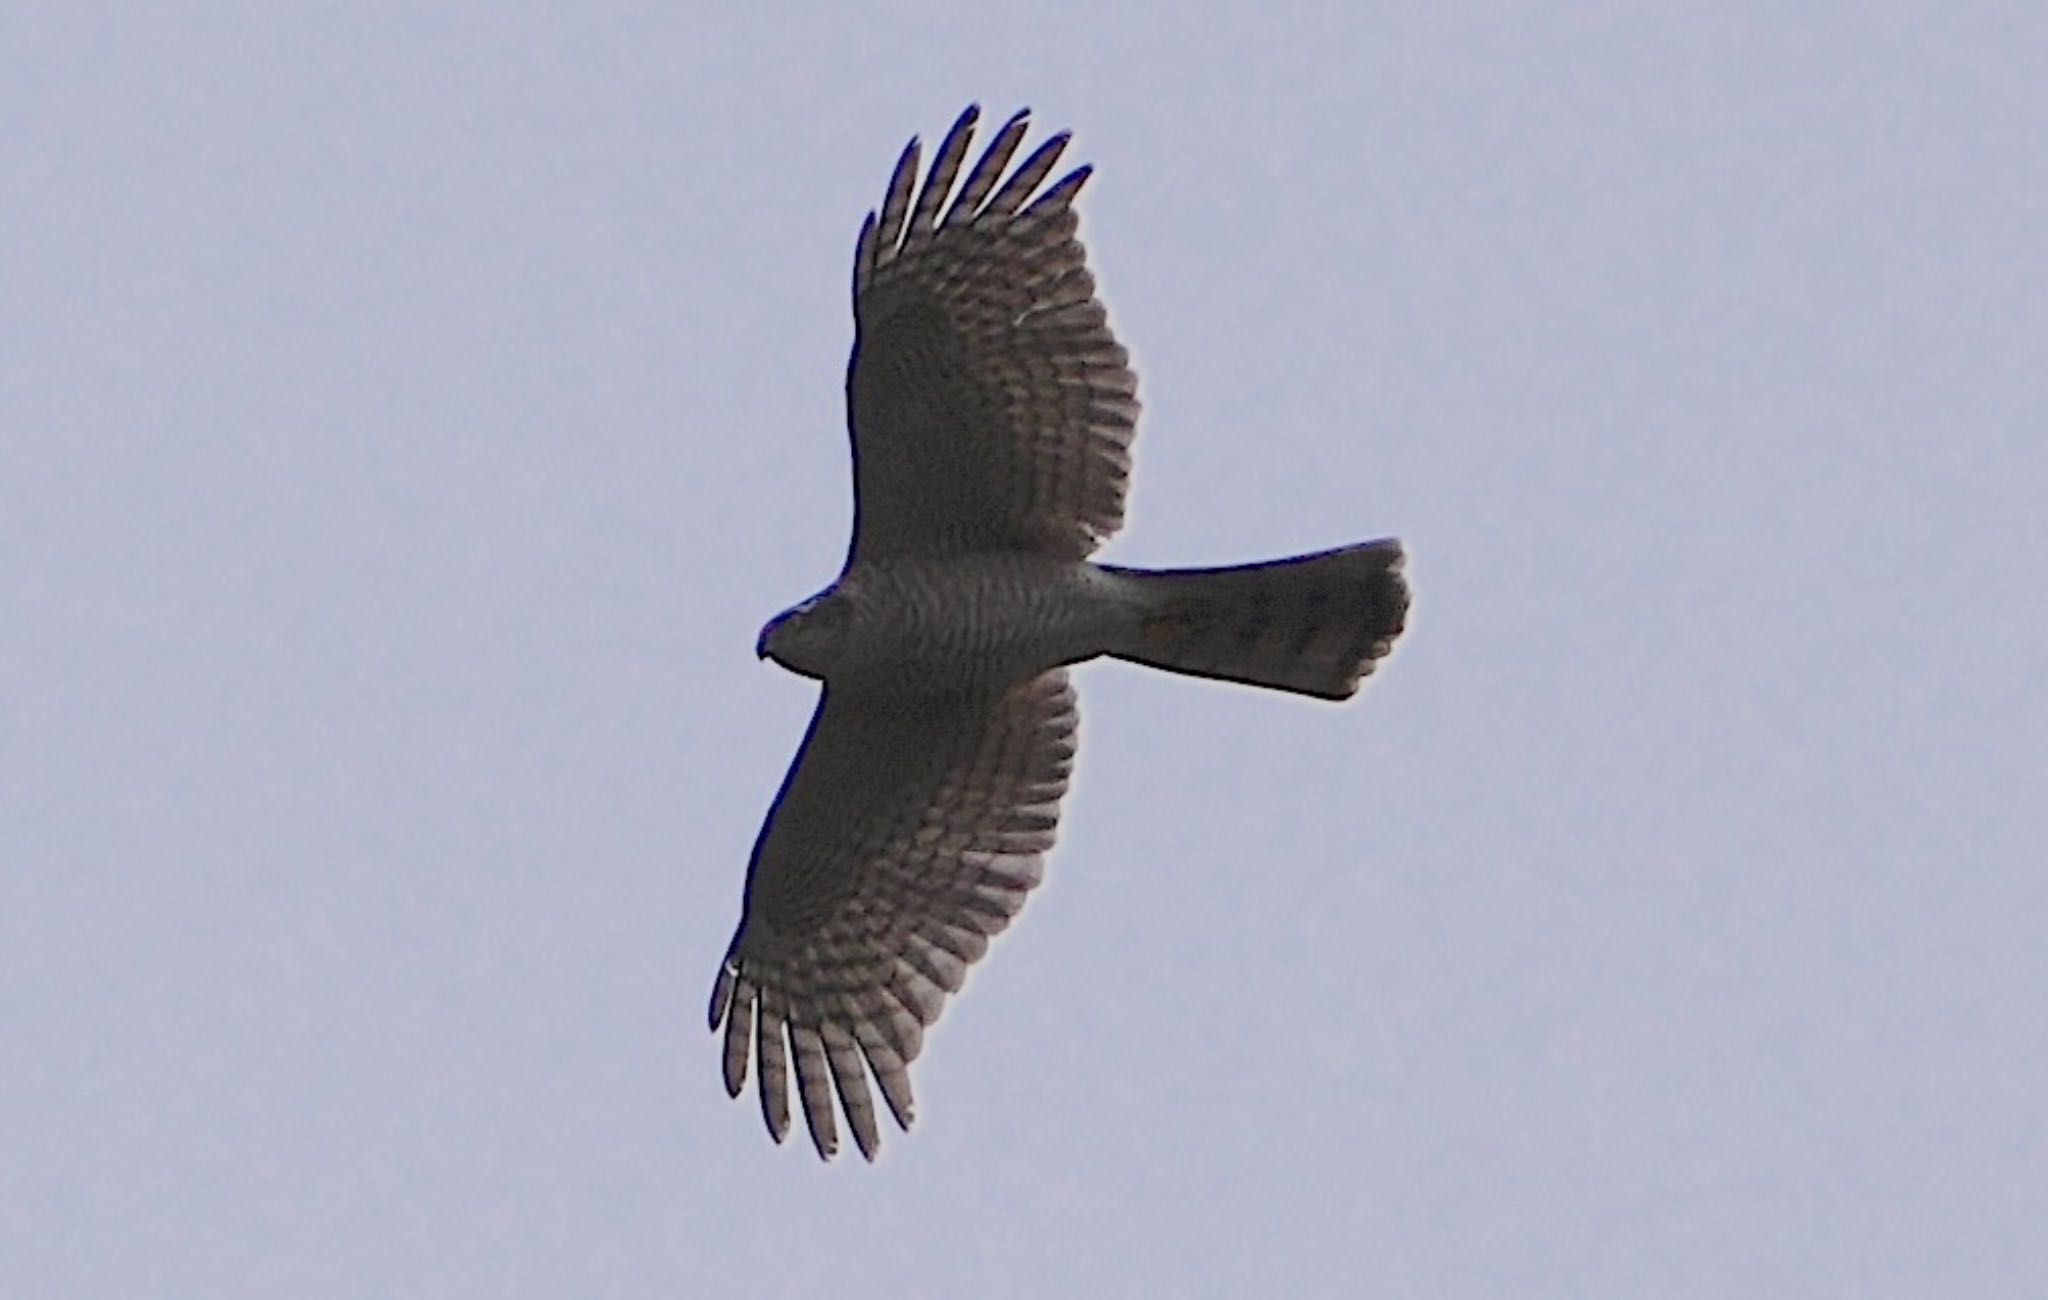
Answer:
top-left (710, 671), bottom-right (1077, 1160)
top-left (846, 105), bottom-right (1140, 564)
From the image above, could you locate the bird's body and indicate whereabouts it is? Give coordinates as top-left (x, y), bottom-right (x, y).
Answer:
top-left (711, 106), bottom-right (1410, 1160)
top-left (773, 553), bottom-right (1136, 690)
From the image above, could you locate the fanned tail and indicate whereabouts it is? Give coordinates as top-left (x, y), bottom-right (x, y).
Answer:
top-left (1108, 540), bottom-right (1408, 700)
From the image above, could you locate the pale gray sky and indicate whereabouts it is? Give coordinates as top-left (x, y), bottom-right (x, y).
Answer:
top-left (5, 4), bottom-right (2044, 1296)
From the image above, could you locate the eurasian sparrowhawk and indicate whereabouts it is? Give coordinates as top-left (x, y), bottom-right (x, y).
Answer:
top-left (710, 106), bottom-right (1409, 1160)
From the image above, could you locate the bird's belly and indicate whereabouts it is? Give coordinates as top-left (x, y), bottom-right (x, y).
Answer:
top-left (838, 556), bottom-right (1129, 690)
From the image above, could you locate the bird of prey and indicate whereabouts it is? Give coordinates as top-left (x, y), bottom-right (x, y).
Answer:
top-left (710, 105), bottom-right (1409, 1161)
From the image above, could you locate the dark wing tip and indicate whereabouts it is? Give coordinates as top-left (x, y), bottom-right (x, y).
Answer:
top-left (1037, 162), bottom-right (1094, 211)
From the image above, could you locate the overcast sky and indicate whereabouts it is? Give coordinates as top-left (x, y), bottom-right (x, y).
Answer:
top-left (5, 4), bottom-right (2044, 1296)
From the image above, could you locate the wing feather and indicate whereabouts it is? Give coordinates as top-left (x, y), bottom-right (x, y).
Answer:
top-left (978, 133), bottom-right (1072, 221)
top-left (717, 967), bottom-right (752, 1096)
top-left (789, 1022), bottom-right (838, 1158)
top-left (822, 1020), bottom-right (881, 1161)
top-left (907, 105), bottom-right (978, 246)
top-left (850, 212), bottom-right (879, 301)
top-left (847, 108), bottom-right (1140, 562)
top-left (854, 1018), bottom-right (917, 1130)
top-left (755, 989), bottom-right (792, 1143)
top-left (945, 108), bottom-right (1032, 228)
top-left (710, 671), bottom-right (1078, 1160)
top-left (873, 138), bottom-right (920, 267)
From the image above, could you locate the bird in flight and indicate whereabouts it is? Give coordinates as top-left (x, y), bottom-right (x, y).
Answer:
top-left (710, 105), bottom-right (1409, 1160)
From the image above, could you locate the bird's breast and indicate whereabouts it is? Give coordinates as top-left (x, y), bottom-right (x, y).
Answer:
top-left (834, 555), bottom-right (1128, 690)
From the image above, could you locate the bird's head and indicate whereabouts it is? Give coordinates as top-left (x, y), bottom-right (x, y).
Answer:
top-left (756, 590), bottom-right (852, 680)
